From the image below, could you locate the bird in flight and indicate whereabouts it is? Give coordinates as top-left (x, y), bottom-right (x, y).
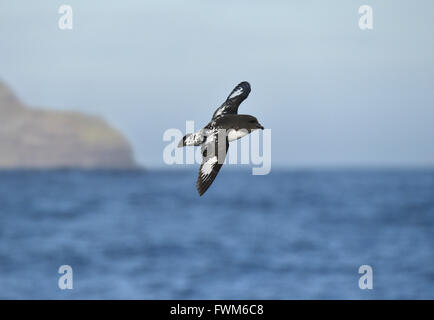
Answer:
top-left (178, 81), bottom-right (264, 196)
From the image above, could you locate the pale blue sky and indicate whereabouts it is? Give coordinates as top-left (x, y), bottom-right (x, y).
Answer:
top-left (1, 0), bottom-right (433, 167)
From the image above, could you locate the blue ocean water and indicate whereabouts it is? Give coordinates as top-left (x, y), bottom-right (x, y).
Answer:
top-left (0, 169), bottom-right (433, 299)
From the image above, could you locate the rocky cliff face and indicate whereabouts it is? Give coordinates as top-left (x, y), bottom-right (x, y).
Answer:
top-left (0, 81), bottom-right (138, 169)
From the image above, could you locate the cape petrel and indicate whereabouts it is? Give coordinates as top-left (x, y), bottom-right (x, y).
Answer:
top-left (178, 81), bottom-right (264, 196)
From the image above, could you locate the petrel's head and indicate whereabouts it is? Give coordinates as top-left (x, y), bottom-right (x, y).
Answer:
top-left (241, 115), bottom-right (264, 131)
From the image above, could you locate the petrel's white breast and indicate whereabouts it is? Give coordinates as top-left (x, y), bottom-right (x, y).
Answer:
top-left (227, 129), bottom-right (249, 142)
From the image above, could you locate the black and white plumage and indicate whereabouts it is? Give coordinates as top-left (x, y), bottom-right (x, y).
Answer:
top-left (179, 82), bottom-right (264, 196)
top-left (212, 81), bottom-right (251, 119)
top-left (196, 129), bottom-right (229, 197)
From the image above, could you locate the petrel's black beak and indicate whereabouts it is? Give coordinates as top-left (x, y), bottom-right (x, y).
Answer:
top-left (258, 124), bottom-right (264, 130)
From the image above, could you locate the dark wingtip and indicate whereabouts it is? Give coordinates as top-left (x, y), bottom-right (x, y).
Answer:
top-left (225, 81), bottom-right (251, 103)
top-left (238, 81), bottom-right (251, 93)
top-left (196, 173), bottom-right (214, 197)
top-left (196, 183), bottom-right (206, 196)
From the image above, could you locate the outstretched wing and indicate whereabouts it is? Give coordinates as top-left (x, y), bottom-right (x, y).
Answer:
top-left (212, 81), bottom-right (251, 119)
top-left (196, 131), bottom-right (229, 196)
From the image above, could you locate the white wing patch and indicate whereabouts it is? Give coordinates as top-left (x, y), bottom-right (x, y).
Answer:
top-left (200, 156), bottom-right (218, 176)
top-left (213, 109), bottom-right (223, 118)
top-left (212, 82), bottom-right (250, 120)
top-left (184, 134), bottom-right (197, 145)
top-left (182, 131), bottom-right (205, 146)
top-left (196, 130), bottom-right (229, 196)
top-left (228, 88), bottom-right (244, 99)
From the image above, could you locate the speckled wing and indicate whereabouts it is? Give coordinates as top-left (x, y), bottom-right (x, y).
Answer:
top-left (178, 130), bottom-right (206, 147)
top-left (196, 131), bottom-right (229, 196)
top-left (212, 82), bottom-right (251, 119)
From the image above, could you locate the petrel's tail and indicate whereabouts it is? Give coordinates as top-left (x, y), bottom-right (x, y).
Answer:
top-left (178, 132), bottom-right (204, 147)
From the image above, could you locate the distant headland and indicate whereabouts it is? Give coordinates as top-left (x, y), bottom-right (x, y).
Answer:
top-left (0, 81), bottom-right (138, 169)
